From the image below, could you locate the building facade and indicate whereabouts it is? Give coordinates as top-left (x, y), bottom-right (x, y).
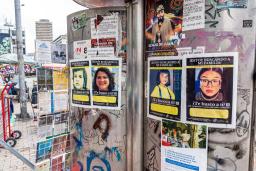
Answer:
top-left (35, 19), bottom-right (53, 42)
top-left (0, 23), bottom-right (26, 55)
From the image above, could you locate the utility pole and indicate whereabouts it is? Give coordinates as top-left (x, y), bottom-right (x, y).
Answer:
top-left (14, 0), bottom-right (29, 119)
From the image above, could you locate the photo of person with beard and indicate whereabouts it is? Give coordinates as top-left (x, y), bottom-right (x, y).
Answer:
top-left (145, 4), bottom-right (174, 44)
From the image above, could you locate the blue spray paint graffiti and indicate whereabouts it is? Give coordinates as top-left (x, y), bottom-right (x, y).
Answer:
top-left (73, 121), bottom-right (83, 152)
top-left (86, 147), bottom-right (122, 171)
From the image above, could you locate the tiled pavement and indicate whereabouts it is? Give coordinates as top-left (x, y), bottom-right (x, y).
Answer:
top-left (0, 101), bottom-right (39, 171)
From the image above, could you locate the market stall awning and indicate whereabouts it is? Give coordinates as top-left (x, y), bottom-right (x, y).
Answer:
top-left (0, 53), bottom-right (36, 64)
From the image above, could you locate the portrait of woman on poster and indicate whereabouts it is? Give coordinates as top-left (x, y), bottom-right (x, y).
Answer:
top-left (151, 70), bottom-right (175, 100)
top-left (195, 68), bottom-right (224, 102)
top-left (93, 67), bottom-right (115, 92)
top-left (73, 68), bottom-right (87, 90)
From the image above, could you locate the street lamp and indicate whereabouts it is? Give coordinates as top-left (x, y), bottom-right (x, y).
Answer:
top-left (14, 0), bottom-right (29, 119)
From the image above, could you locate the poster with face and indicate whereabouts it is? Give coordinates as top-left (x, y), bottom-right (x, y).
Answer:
top-left (145, 0), bottom-right (183, 52)
top-left (91, 57), bottom-right (122, 109)
top-left (70, 59), bottom-right (91, 107)
top-left (185, 52), bottom-right (238, 128)
top-left (148, 57), bottom-right (182, 121)
top-left (161, 120), bottom-right (207, 171)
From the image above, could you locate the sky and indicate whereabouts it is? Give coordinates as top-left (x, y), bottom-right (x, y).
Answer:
top-left (0, 0), bottom-right (86, 53)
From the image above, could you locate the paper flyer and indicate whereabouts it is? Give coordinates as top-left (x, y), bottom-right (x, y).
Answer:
top-left (145, 0), bottom-right (183, 51)
top-left (161, 120), bottom-right (207, 171)
top-left (91, 14), bottom-right (119, 39)
top-left (36, 139), bottom-right (53, 163)
top-left (53, 71), bottom-right (68, 90)
top-left (182, 0), bottom-right (205, 31)
top-left (51, 135), bottom-right (67, 157)
top-left (64, 153), bottom-right (72, 171)
top-left (148, 57), bottom-right (182, 121)
top-left (51, 155), bottom-right (64, 171)
top-left (35, 160), bottom-right (50, 171)
top-left (185, 52), bottom-right (238, 128)
top-left (54, 91), bottom-right (69, 112)
top-left (91, 58), bottom-right (122, 109)
top-left (35, 40), bottom-right (52, 64)
top-left (73, 40), bottom-right (91, 59)
top-left (70, 59), bottom-right (91, 107)
top-left (51, 43), bottom-right (66, 64)
top-left (87, 47), bottom-right (115, 58)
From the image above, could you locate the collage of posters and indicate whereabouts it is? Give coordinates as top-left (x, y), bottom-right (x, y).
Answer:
top-left (148, 57), bottom-right (182, 120)
top-left (36, 134), bottom-right (70, 163)
top-left (70, 57), bottom-right (122, 109)
top-left (161, 120), bottom-right (207, 171)
top-left (148, 52), bottom-right (238, 128)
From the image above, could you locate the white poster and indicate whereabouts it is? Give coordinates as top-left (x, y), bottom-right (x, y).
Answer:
top-left (73, 40), bottom-right (91, 59)
top-left (87, 47), bottom-right (115, 58)
top-left (161, 120), bottom-right (207, 171)
top-left (54, 91), bottom-right (69, 112)
top-left (184, 52), bottom-right (238, 128)
top-left (35, 40), bottom-right (52, 64)
top-left (90, 14), bottom-right (119, 39)
top-left (52, 43), bottom-right (66, 64)
top-left (177, 47), bottom-right (205, 56)
top-left (182, 0), bottom-right (205, 31)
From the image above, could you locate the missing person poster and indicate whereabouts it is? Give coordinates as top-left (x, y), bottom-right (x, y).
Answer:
top-left (70, 59), bottom-right (91, 107)
top-left (148, 57), bottom-right (182, 121)
top-left (91, 57), bottom-right (122, 109)
top-left (145, 0), bottom-right (183, 51)
top-left (185, 52), bottom-right (238, 128)
top-left (161, 120), bottom-right (207, 171)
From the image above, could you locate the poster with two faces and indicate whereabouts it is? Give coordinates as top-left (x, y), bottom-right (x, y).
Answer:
top-left (70, 58), bottom-right (122, 110)
top-left (148, 52), bottom-right (238, 128)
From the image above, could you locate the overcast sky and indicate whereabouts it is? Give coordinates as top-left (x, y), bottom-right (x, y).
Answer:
top-left (0, 0), bottom-right (85, 53)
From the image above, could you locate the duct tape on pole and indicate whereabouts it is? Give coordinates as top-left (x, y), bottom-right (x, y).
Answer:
top-left (14, 0), bottom-right (29, 119)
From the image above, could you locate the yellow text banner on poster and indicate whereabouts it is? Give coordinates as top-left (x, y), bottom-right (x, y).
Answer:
top-left (73, 94), bottom-right (89, 102)
top-left (189, 108), bottom-right (229, 119)
top-left (151, 103), bottom-right (178, 116)
top-left (93, 96), bottom-right (117, 104)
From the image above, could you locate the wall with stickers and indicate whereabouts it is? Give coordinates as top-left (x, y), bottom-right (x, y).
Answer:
top-left (67, 7), bottom-right (127, 171)
top-left (144, 0), bottom-right (256, 171)
top-left (67, 0), bottom-right (256, 170)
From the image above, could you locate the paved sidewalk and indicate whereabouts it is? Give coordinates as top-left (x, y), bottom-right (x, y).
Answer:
top-left (0, 100), bottom-right (39, 171)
